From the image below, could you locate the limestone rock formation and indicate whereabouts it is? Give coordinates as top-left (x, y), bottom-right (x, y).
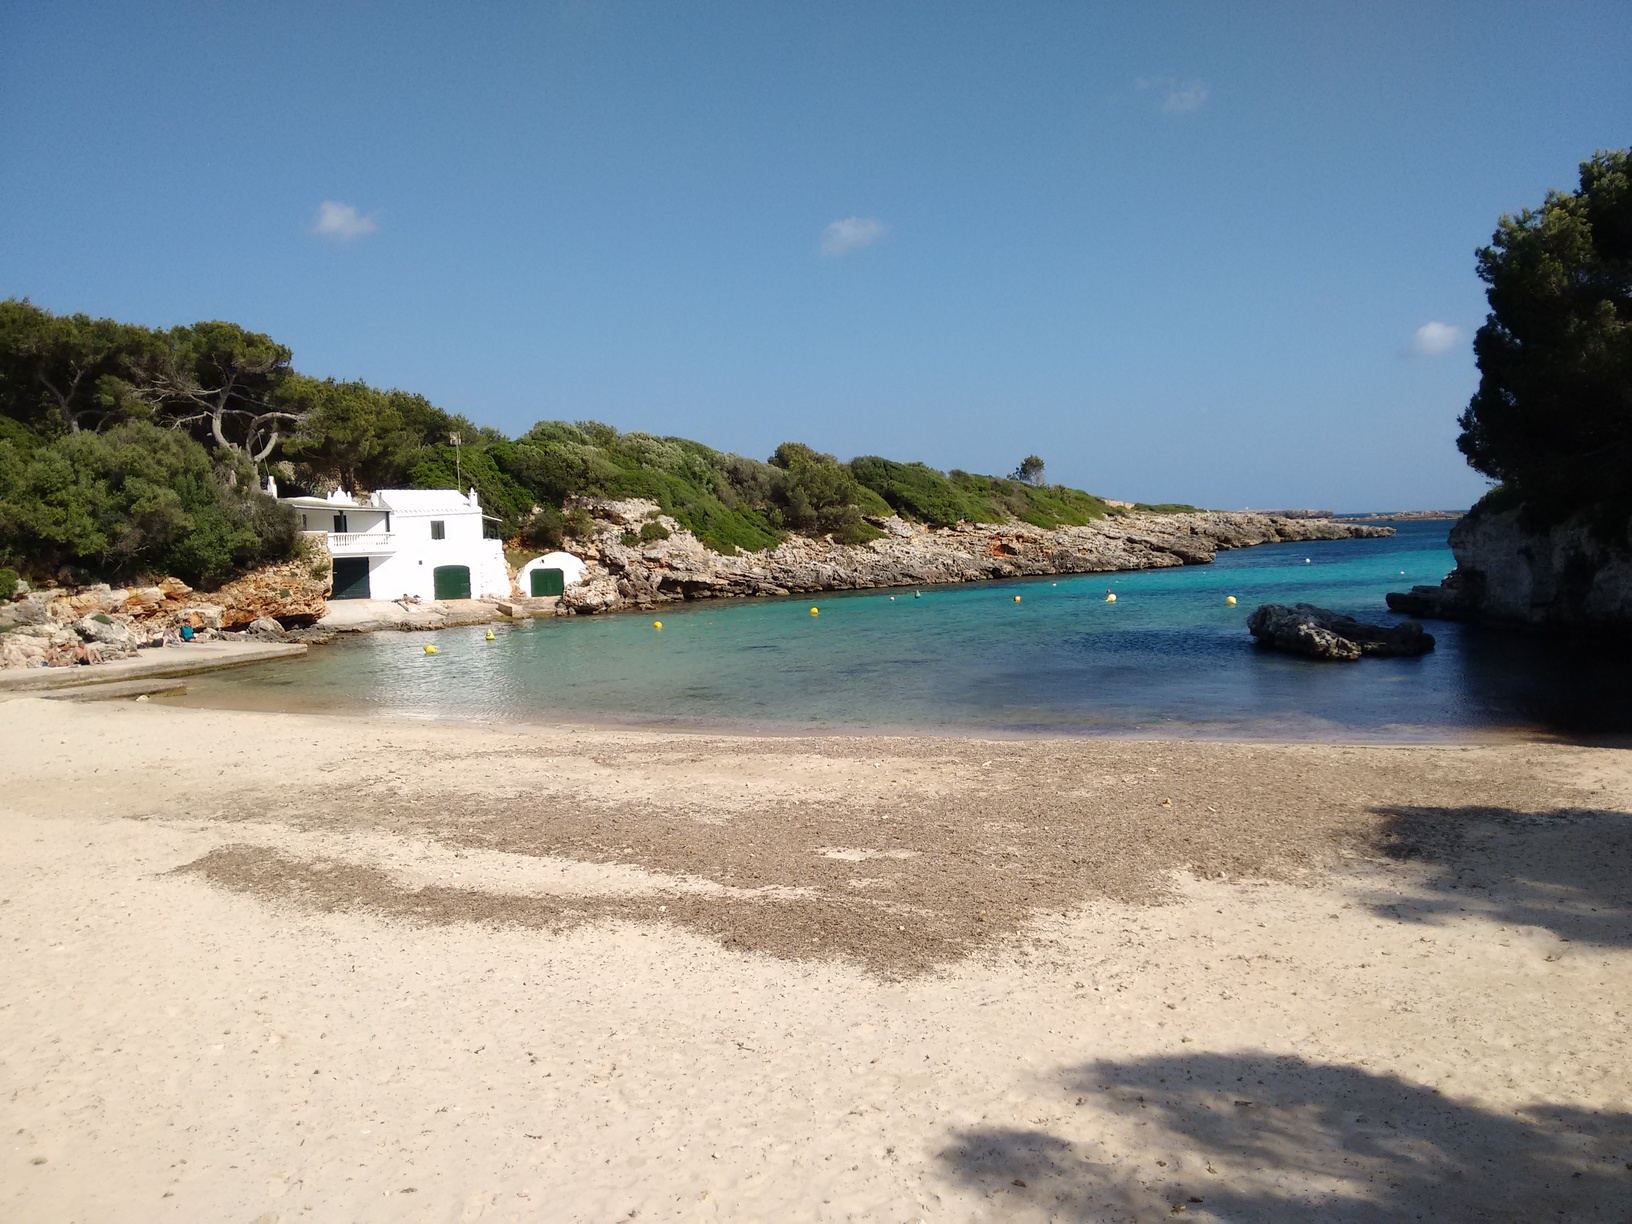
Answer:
top-left (556, 498), bottom-right (1393, 616)
top-left (1388, 506), bottom-right (1632, 631)
top-left (1247, 603), bottom-right (1435, 661)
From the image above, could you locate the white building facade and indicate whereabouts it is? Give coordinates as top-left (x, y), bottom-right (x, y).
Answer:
top-left (515, 550), bottom-right (588, 597)
top-left (278, 484), bottom-right (512, 602)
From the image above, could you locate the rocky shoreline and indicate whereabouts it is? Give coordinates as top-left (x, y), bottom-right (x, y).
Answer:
top-left (1, 501), bottom-right (1392, 670)
top-left (557, 498), bottom-right (1393, 615)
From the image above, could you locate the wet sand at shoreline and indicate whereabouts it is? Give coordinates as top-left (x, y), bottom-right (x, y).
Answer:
top-left (3, 699), bottom-right (1630, 1219)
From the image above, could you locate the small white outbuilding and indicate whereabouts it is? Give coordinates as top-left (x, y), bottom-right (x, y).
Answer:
top-left (275, 482), bottom-right (511, 602)
top-left (516, 551), bottom-right (588, 598)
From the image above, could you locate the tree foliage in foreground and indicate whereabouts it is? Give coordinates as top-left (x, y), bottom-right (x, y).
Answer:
top-left (0, 421), bottom-right (297, 585)
top-left (1457, 148), bottom-right (1632, 532)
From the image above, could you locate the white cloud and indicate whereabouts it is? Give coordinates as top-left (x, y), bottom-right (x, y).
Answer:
top-left (310, 200), bottom-right (378, 241)
top-left (1407, 321), bottom-right (1463, 357)
top-left (1136, 76), bottom-right (1208, 114)
top-left (820, 216), bottom-right (887, 257)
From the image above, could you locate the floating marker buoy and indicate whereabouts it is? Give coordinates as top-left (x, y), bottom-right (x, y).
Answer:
top-left (1225, 595), bottom-right (1237, 606)
top-left (485, 628), bottom-right (496, 641)
top-left (1014, 595), bottom-right (1022, 603)
top-left (1105, 592), bottom-right (1117, 603)
top-left (423, 644), bottom-right (437, 655)
top-left (889, 595), bottom-right (895, 601)
top-left (653, 620), bottom-right (663, 630)
top-left (914, 592), bottom-right (921, 599)
top-left (1304, 558), bottom-right (1311, 564)
top-left (809, 607), bottom-right (819, 616)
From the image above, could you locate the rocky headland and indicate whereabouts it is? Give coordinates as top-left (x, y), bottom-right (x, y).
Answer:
top-left (559, 498), bottom-right (1392, 615)
top-left (1387, 504), bottom-right (1632, 631)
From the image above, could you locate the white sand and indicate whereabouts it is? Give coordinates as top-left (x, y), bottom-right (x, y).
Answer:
top-left (2, 698), bottom-right (1629, 1220)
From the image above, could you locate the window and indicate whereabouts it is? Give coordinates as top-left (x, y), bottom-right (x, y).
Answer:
top-left (332, 512), bottom-right (347, 533)
top-left (430, 520), bottom-right (445, 540)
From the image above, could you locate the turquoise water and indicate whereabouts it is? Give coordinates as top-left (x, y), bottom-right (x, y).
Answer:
top-left (185, 521), bottom-right (1632, 740)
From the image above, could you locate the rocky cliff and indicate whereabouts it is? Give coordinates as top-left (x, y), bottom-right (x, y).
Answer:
top-left (0, 540), bottom-right (332, 669)
top-left (1388, 506), bottom-right (1632, 631)
top-left (560, 499), bottom-right (1393, 615)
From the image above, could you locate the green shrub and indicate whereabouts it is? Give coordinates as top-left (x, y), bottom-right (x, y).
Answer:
top-left (519, 505), bottom-right (565, 550)
top-left (639, 520), bottom-right (670, 542)
top-left (562, 507), bottom-right (596, 539)
top-left (0, 421), bottom-right (298, 586)
top-left (0, 567), bottom-right (16, 599)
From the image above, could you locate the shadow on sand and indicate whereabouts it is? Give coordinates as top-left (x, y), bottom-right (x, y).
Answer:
top-left (937, 1052), bottom-right (1632, 1221)
top-left (1367, 804), bottom-right (1632, 948)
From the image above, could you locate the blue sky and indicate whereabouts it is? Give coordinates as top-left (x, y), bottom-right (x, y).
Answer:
top-left (2, 3), bottom-right (1628, 510)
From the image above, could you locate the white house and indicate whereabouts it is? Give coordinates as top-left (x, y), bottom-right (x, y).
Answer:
top-left (273, 481), bottom-right (511, 602)
top-left (516, 550), bottom-right (588, 598)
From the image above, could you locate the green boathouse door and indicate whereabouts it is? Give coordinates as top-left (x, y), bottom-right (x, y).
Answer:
top-left (433, 565), bottom-right (472, 600)
top-left (331, 557), bottom-right (371, 600)
top-left (530, 567), bottom-right (565, 597)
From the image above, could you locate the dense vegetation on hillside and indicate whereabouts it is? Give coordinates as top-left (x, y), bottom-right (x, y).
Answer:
top-left (1457, 148), bottom-right (1632, 533)
top-left (0, 299), bottom-right (1173, 585)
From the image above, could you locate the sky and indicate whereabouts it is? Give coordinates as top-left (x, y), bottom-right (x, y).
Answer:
top-left (2, 3), bottom-right (1628, 511)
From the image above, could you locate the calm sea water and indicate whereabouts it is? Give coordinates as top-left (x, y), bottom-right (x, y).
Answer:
top-left (182, 520), bottom-right (1632, 740)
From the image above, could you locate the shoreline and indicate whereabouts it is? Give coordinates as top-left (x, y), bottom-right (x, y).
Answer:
top-left (3, 698), bottom-right (1628, 1218)
top-left (556, 502), bottom-right (1394, 615)
top-left (165, 673), bottom-right (1556, 748)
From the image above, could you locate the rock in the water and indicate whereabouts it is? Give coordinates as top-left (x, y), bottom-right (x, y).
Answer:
top-left (1247, 603), bottom-right (1434, 661)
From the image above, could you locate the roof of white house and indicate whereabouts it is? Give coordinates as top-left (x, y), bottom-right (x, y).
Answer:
top-left (376, 488), bottom-right (482, 515)
top-left (272, 482), bottom-right (484, 515)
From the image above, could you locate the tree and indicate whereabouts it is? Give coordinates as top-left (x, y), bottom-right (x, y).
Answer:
top-left (138, 321), bottom-right (301, 461)
top-left (0, 299), bottom-right (150, 434)
top-left (1456, 148), bottom-right (1632, 530)
top-left (281, 377), bottom-right (399, 490)
top-left (1011, 454), bottom-right (1046, 486)
top-left (0, 421), bottom-right (297, 584)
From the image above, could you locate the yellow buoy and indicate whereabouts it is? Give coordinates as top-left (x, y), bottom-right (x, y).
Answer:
top-left (1225, 595), bottom-right (1237, 606)
top-left (653, 620), bottom-right (663, 630)
top-left (423, 644), bottom-right (437, 655)
top-left (1105, 592), bottom-right (1117, 603)
top-left (485, 628), bottom-right (496, 640)
top-left (1013, 594), bottom-right (1022, 602)
top-left (809, 607), bottom-right (819, 616)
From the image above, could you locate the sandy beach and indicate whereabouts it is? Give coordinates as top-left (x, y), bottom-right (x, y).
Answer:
top-left (3, 697), bottom-right (1630, 1220)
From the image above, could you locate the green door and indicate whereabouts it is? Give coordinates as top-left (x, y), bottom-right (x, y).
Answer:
top-left (530, 567), bottom-right (565, 597)
top-left (433, 565), bottom-right (472, 600)
top-left (331, 556), bottom-right (371, 600)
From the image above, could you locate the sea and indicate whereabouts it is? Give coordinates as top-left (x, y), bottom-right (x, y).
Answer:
top-left (178, 520), bottom-right (1632, 742)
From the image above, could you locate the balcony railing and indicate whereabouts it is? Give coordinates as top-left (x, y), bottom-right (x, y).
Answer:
top-left (325, 531), bottom-right (396, 554)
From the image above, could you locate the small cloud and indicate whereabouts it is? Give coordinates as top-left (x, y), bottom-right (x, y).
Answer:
top-left (310, 200), bottom-right (378, 242)
top-left (820, 216), bottom-right (887, 258)
top-left (1407, 321), bottom-right (1463, 357)
top-left (1136, 76), bottom-right (1209, 114)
